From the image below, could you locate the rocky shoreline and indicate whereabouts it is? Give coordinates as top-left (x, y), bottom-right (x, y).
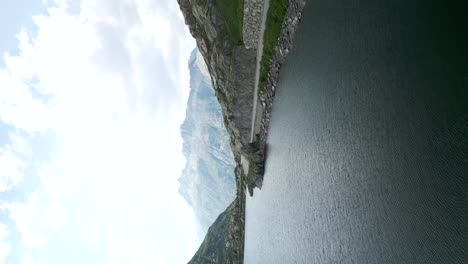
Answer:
top-left (246, 0), bottom-right (307, 194)
top-left (256, 0), bottom-right (307, 143)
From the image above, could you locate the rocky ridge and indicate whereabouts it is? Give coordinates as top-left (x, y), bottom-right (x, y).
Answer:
top-left (187, 197), bottom-right (245, 264)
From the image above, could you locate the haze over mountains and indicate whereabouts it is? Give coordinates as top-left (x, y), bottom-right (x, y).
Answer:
top-left (179, 49), bottom-right (236, 235)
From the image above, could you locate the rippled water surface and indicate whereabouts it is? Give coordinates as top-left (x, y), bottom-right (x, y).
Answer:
top-left (244, 0), bottom-right (468, 263)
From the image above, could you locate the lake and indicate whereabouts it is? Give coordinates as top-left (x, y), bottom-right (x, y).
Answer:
top-left (244, 0), bottom-right (468, 263)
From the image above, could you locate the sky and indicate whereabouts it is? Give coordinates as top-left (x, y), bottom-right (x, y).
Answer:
top-left (0, 0), bottom-right (200, 263)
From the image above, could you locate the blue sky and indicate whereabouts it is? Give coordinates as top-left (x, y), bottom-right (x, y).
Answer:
top-left (0, 0), bottom-right (199, 263)
top-left (0, 0), bottom-right (44, 61)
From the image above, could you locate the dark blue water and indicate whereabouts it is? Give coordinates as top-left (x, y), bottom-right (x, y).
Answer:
top-left (244, 0), bottom-right (468, 263)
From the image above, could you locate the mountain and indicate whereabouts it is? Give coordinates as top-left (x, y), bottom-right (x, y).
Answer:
top-left (188, 197), bottom-right (244, 264)
top-left (179, 48), bottom-right (236, 234)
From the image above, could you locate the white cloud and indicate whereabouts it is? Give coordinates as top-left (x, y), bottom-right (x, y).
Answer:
top-left (9, 192), bottom-right (48, 249)
top-left (20, 255), bottom-right (34, 264)
top-left (0, 223), bottom-right (12, 263)
top-left (0, 68), bottom-right (54, 134)
top-left (0, 146), bottom-right (25, 192)
top-left (8, 131), bottom-right (32, 158)
top-left (0, 0), bottom-right (199, 263)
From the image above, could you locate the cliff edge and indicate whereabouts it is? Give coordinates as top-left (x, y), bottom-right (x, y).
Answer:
top-left (177, 0), bottom-right (262, 172)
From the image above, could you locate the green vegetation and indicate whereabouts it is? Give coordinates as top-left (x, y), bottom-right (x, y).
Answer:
top-left (258, 0), bottom-right (288, 91)
top-left (245, 157), bottom-right (255, 183)
top-left (240, 136), bottom-right (264, 187)
top-left (215, 0), bottom-right (245, 45)
top-left (188, 199), bottom-right (243, 264)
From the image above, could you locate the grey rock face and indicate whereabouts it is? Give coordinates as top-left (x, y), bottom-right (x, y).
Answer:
top-left (179, 49), bottom-right (236, 234)
top-left (241, 141), bottom-right (265, 196)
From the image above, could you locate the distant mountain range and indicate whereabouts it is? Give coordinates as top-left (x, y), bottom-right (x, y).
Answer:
top-left (179, 49), bottom-right (236, 235)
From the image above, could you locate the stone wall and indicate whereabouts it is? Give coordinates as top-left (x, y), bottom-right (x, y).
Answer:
top-left (243, 0), bottom-right (265, 49)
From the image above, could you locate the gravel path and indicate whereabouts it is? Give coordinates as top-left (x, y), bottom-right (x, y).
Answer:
top-left (249, 0), bottom-right (270, 142)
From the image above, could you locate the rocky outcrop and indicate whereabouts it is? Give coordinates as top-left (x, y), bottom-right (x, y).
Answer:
top-left (241, 141), bottom-right (265, 196)
top-left (179, 49), bottom-right (236, 235)
top-left (243, 0), bottom-right (265, 49)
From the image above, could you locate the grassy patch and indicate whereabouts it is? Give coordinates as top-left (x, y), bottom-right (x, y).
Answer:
top-left (215, 0), bottom-right (245, 46)
top-left (258, 0), bottom-right (288, 91)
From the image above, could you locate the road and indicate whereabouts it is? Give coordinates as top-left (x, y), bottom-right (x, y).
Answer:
top-left (249, 0), bottom-right (270, 142)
